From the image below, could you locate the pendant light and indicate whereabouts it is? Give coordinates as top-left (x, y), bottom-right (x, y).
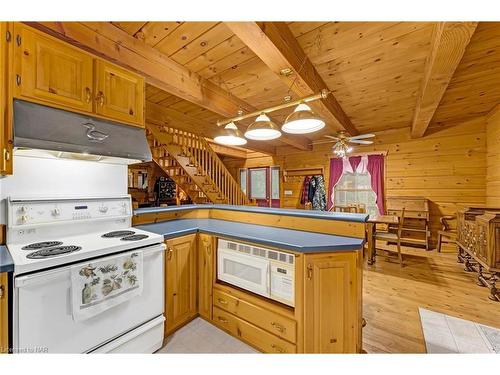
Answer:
top-left (244, 114), bottom-right (281, 141)
top-left (282, 102), bottom-right (325, 134)
top-left (214, 122), bottom-right (247, 146)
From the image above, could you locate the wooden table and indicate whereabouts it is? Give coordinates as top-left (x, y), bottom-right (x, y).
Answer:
top-left (366, 214), bottom-right (400, 265)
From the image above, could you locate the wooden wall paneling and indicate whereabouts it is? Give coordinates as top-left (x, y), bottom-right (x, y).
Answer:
top-left (222, 117), bottom-right (487, 246)
top-left (486, 105), bottom-right (500, 206)
top-left (411, 22), bottom-right (477, 138)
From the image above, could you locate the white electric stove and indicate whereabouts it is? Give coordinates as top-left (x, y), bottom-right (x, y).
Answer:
top-left (6, 196), bottom-right (166, 353)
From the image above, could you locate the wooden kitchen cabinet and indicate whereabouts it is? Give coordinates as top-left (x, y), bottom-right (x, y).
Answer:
top-left (94, 60), bottom-right (144, 126)
top-left (303, 251), bottom-right (362, 353)
top-left (165, 234), bottom-right (198, 335)
top-left (0, 273), bottom-right (8, 353)
top-left (12, 23), bottom-right (145, 127)
top-left (13, 24), bottom-right (94, 114)
top-left (0, 22), bottom-right (13, 175)
top-left (198, 233), bottom-right (214, 320)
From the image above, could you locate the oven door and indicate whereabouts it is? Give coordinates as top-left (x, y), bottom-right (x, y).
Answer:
top-left (217, 248), bottom-right (270, 298)
top-left (13, 243), bottom-right (165, 353)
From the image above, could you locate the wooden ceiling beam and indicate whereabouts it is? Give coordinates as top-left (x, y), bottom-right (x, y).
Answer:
top-left (411, 22), bottom-right (478, 138)
top-left (226, 22), bottom-right (359, 136)
top-left (145, 100), bottom-right (276, 156)
top-left (26, 22), bottom-right (310, 151)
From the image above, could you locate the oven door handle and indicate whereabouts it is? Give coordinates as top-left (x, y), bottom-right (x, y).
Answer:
top-left (15, 243), bottom-right (165, 288)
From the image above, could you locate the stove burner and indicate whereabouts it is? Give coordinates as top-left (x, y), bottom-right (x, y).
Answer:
top-left (101, 230), bottom-right (136, 238)
top-left (22, 241), bottom-right (63, 250)
top-left (120, 234), bottom-right (149, 241)
top-left (26, 245), bottom-right (82, 259)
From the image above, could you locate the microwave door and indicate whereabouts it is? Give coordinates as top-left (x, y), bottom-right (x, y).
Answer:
top-left (217, 248), bottom-right (270, 298)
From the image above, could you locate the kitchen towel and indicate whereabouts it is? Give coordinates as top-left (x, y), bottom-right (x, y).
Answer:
top-left (71, 250), bottom-right (143, 322)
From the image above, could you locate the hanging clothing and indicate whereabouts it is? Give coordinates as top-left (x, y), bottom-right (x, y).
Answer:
top-left (312, 175), bottom-right (327, 211)
top-left (301, 176), bottom-right (312, 204)
top-left (308, 176), bottom-right (317, 203)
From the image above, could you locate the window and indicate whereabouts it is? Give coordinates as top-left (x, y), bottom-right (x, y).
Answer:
top-left (249, 168), bottom-right (267, 200)
top-left (334, 172), bottom-right (379, 216)
top-left (271, 167), bottom-right (280, 200)
top-left (239, 169), bottom-right (247, 195)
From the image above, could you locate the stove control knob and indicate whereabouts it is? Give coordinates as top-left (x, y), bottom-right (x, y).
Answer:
top-left (99, 206), bottom-right (108, 213)
top-left (52, 208), bottom-right (61, 216)
top-left (20, 215), bottom-right (29, 224)
top-left (20, 206), bottom-right (29, 213)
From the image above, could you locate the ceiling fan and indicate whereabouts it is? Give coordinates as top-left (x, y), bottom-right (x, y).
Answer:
top-left (322, 131), bottom-right (375, 158)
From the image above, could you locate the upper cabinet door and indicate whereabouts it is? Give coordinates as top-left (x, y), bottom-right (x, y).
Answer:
top-left (94, 60), bottom-right (144, 127)
top-left (14, 25), bottom-right (94, 113)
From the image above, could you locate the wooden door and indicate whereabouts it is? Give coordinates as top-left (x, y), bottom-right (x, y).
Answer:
top-left (0, 22), bottom-right (13, 175)
top-left (198, 233), bottom-right (214, 320)
top-left (94, 59), bottom-right (144, 127)
top-left (0, 273), bottom-right (8, 353)
top-left (165, 234), bottom-right (197, 335)
top-left (14, 24), bottom-right (94, 113)
top-left (303, 252), bottom-right (361, 353)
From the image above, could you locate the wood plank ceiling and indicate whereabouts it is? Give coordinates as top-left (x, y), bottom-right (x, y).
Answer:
top-left (105, 21), bottom-right (498, 151)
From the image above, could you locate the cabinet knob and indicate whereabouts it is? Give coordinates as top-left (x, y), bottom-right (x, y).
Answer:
top-left (167, 247), bottom-right (173, 260)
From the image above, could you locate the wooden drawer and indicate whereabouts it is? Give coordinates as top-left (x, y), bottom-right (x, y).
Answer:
top-left (212, 307), bottom-right (296, 353)
top-left (213, 288), bottom-right (297, 343)
top-left (387, 209), bottom-right (429, 220)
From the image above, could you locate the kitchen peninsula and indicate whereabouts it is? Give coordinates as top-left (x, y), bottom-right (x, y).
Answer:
top-left (134, 204), bottom-right (367, 353)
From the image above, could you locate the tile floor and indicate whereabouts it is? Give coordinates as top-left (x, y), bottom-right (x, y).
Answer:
top-left (419, 308), bottom-right (500, 353)
top-left (157, 318), bottom-right (258, 353)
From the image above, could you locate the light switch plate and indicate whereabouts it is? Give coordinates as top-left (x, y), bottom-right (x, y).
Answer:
top-left (284, 190), bottom-right (293, 196)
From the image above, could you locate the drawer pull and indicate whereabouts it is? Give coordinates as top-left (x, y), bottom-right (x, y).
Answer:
top-left (167, 247), bottom-right (173, 260)
top-left (271, 322), bottom-right (286, 333)
top-left (217, 298), bottom-right (228, 305)
top-left (271, 344), bottom-right (286, 353)
top-left (217, 316), bottom-right (228, 324)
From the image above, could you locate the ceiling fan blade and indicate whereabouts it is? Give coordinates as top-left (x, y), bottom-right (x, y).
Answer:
top-left (349, 140), bottom-right (373, 145)
top-left (324, 135), bottom-right (340, 140)
top-left (349, 134), bottom-right (375, 140)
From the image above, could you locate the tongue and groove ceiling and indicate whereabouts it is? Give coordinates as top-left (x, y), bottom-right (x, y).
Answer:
top-left (36, 21), bottom-right (500, 154)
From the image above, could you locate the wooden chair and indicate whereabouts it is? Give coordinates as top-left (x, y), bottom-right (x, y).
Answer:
top-left (437, 215), bottom-right (457, 252)
top-left (374, 208), bottom-right (405, 266)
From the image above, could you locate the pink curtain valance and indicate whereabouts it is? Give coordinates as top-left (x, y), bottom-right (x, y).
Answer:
top-left (327, 154), bottom-right (385, 214)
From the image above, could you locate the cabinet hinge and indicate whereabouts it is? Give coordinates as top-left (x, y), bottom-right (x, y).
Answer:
top-left (5, 30), bottom-right (11, 42)
top-left (16, 74), bottom-right (21, 86)
top-left (4, 148), bottom-right (11, 162)
top-left (0, 285), bottom-right (4, 299)
top-left (16, 34), bottom-right (21, 46)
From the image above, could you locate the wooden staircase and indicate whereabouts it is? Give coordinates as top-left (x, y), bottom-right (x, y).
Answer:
top-left (147, 122), bottom-right (249, 205)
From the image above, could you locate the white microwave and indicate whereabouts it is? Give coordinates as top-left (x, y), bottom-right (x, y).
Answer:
top-left (217, 239), bottom-right (295, 307)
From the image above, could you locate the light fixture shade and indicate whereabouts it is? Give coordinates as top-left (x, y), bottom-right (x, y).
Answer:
top-left (282, 103), bottom-right (325, 134)
top-left (244, 114), bottom-right (282, 141)
top-left (214, 122), bottom-right (247, 146)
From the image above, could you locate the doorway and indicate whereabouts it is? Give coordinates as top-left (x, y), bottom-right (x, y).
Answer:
top-left (239, 166), bottom-right (280, 207)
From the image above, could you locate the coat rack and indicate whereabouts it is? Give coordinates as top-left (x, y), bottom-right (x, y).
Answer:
top-left (283, 166), bottom-right (324, 182)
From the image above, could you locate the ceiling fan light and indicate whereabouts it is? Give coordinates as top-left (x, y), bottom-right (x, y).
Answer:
top-left (214, 122), bottom-right (248, 146)
top-left (244, 114), bottom-right (282, 141)
top-left (282, 103), bottom-right (326, 134)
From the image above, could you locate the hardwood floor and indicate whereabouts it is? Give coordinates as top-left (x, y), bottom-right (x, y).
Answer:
top-left (363, 243), bottom-right (500, 353)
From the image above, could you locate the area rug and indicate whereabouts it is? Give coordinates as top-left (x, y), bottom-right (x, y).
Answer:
top-left (419, 308), bottom-right (500, 353)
